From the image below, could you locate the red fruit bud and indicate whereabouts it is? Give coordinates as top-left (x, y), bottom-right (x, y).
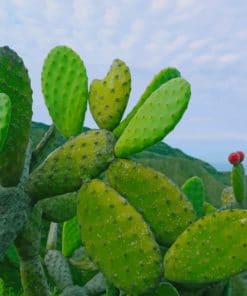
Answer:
top-left (236, 151), bottom-right (245, 162)
top-left (228, 152), bottom-right (240, 165)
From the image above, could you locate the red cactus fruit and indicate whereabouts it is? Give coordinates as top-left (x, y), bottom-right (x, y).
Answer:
top-left (236, 151), bottom-right (245, 162)
top-left (228, 152), bottom-right (240, 165)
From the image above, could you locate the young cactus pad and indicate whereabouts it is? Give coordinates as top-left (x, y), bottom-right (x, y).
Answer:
top-left (182, 176), bottom-right (205, 218)
top-left (164, 210), bottom-right (247, 284)
top-left (62, 216), bottom-right (81, 257)
top-left (114, 77), bottom-right (191, 157)
top-left (25, 129), bottom-right (115, 200)
top-left (113, 67), bottom-right (180, 138)
top-left (42, 45), bottom-right (88, 138)
top-left (231, 163), bottom-right (245, 205)
top-left (77, 179), bottom-right (163, 295)
top-left (89, 59), bottom-right (131, 130)
top-left (0, 46), bottom-right (33, 186)
top-left (107, 159), bottom-right (195, 245)
top-left (0, 93), bottom-right (11, 152)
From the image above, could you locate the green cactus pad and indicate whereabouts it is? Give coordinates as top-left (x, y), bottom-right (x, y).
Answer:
top-left (115, 77), bottom-right (191, 157)
top-left (44, 250), bottom-right (73, 291)
top-left (89, 59), bottom-right (131, 130)
top-left (203, 202), bottom-right (216, 215)
top-left (164, 209), bottom-right (247, 284)
top-left (182, 176), bottom-right (205, 218)
top-left (25, 129), bottom-right (115, 200)
top-left (77, 179), bottom-right (163, 295)
top-left (0, 93), bottom-right (11, 152)
top-left (231, 164), bottom-right (245, 205)
top-left (42, 45), bottom-right (88, 138)
top-left (39, 192), bottom-right (77, 223)
top-left (0, 46), bottom-right (33, 186)
top-left (145, 282), bottom-right (180, 296)
top-left (62, 216), bottom-right (81, 257)
top-left (107, 159), bottom-right (195, 245)
top-left (113, 67), bottom-right (180, 138)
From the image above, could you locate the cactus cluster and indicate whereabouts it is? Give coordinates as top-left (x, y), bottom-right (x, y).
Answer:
top-left (0, 44), bottom-right (246, 296)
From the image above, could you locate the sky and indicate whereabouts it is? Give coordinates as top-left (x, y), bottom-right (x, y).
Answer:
top-left (0, 0), bottom-right (246, 171)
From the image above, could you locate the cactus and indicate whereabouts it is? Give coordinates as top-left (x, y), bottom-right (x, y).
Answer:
top-left (145, 282), bottom-right (180, 296)
top-left (62, 216), bottom-right (81, 257)
top-left (107, 158), bottom-right (195, 245)
top-left (0, 46), bottom-right (33, 186)
top-left (0, 93), bottom-right (11, 152)
top-left (25, 129), bottom-right (115, 200)
top-left (113, 67), bottom-right (181, 138)
top-left (77, 179), bottom-right (163, 295)
top-left (42, 45), bottom-right (88, 138)
top-left (231, 163), bottom-right (245, 206)
top-left (182, 176), bottom-right (205, 218)
top-left (0, 186), bottom-right (30, 256)
top-left (39, 191), bottom-right (77, 222)
top-left (164, 210), bottom-right (247, 284)
top-left (89, 59), bottom-right (131, 130)
top-left (114, 77), bottom-right (191, 157)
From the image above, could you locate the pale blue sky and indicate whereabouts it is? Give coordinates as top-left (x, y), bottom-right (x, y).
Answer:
top-left (1, 0), bottom-right (246, 171)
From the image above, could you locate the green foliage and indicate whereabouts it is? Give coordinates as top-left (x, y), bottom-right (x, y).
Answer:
top-left (182, 176), bottom-right (205, 218)
top-left (25, 129), bottom-right (115, 200)
top-left (0, 93), bottom-right (11, 153)
top-left (62, 216), bottom-right (81, 257)
top-left (113, 67), bottom-right (181, 137)
top-left (77, 179), bottom-right (163, 295)
top-left (164, 210), bottom-right (247, 284)
top-left (107, 158), bottom-right (195, 245)
top-left (42, 46), bottom-right (88, 138)
top-left (0, 46), bottom-right (32, 186)
top-left (89, 59), bottom-right (131, 130)
top-left (231, 164), bottom-right (245, 205)
top-left (114, 77), bottom-right (191, 157)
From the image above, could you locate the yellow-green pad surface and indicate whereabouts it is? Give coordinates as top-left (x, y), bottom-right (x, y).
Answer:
top-left (89, 59), bottom-right (131, 130)
top-left (115, 77), bottom-right (190, 157)
top-left (77, 179), bottom-right (163, 295)
top-left (62, 216), bottom-right (81, 257)
top-left (113, 67), bottom-right (180, 138)
top-left (0, 46), bottom-right (33, 186)
top-left (107, 159), bottom-right (195, 245)
top-left (0, 93), bottom-right (11, 152)
top-left (42, 45), bottom-right (88, 138)
top-left (164, 210), bottom-right (247, 284)
top-left (26, 129), bottom-right (115, 200)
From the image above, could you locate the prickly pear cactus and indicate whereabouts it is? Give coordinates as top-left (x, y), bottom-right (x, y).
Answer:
top-left (114, 77), bottom-right (191, 157)
top-left (164, 210), bottom-right (247, 284)
top-left (231, 163), bottom-right (245, 205)
top-left (0, 46), bottom-right (33, 186)
top-left (89, 59), bottom-right (131, 130)
top-left (113, 67), bottom-right (180, 137)
top-left (25, 129), bottom-right (115, 200)
top-left (107, 158), bottom-right (195, 245)
top-left (182, 176), bottom-right (205, 218)
top-left (39, 191), bottom-right (77, 222)
top-left (42, 45), bottom-right (88, 138)
top-left (0, 93), bottom-right (11, 152)
top-left (62, 216), bottom-right (81, 257)
top-left (77, 179), bottom-right (163, 295)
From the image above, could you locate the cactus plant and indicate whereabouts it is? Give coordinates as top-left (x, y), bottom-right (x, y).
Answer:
top-left (1, 44), bottom-right (246, 296)
top-left (89, 59), bottom-right (131, 131)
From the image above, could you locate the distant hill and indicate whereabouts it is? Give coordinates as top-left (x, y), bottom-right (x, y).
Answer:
top-left (30, 122), bottom-right (246, 207)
